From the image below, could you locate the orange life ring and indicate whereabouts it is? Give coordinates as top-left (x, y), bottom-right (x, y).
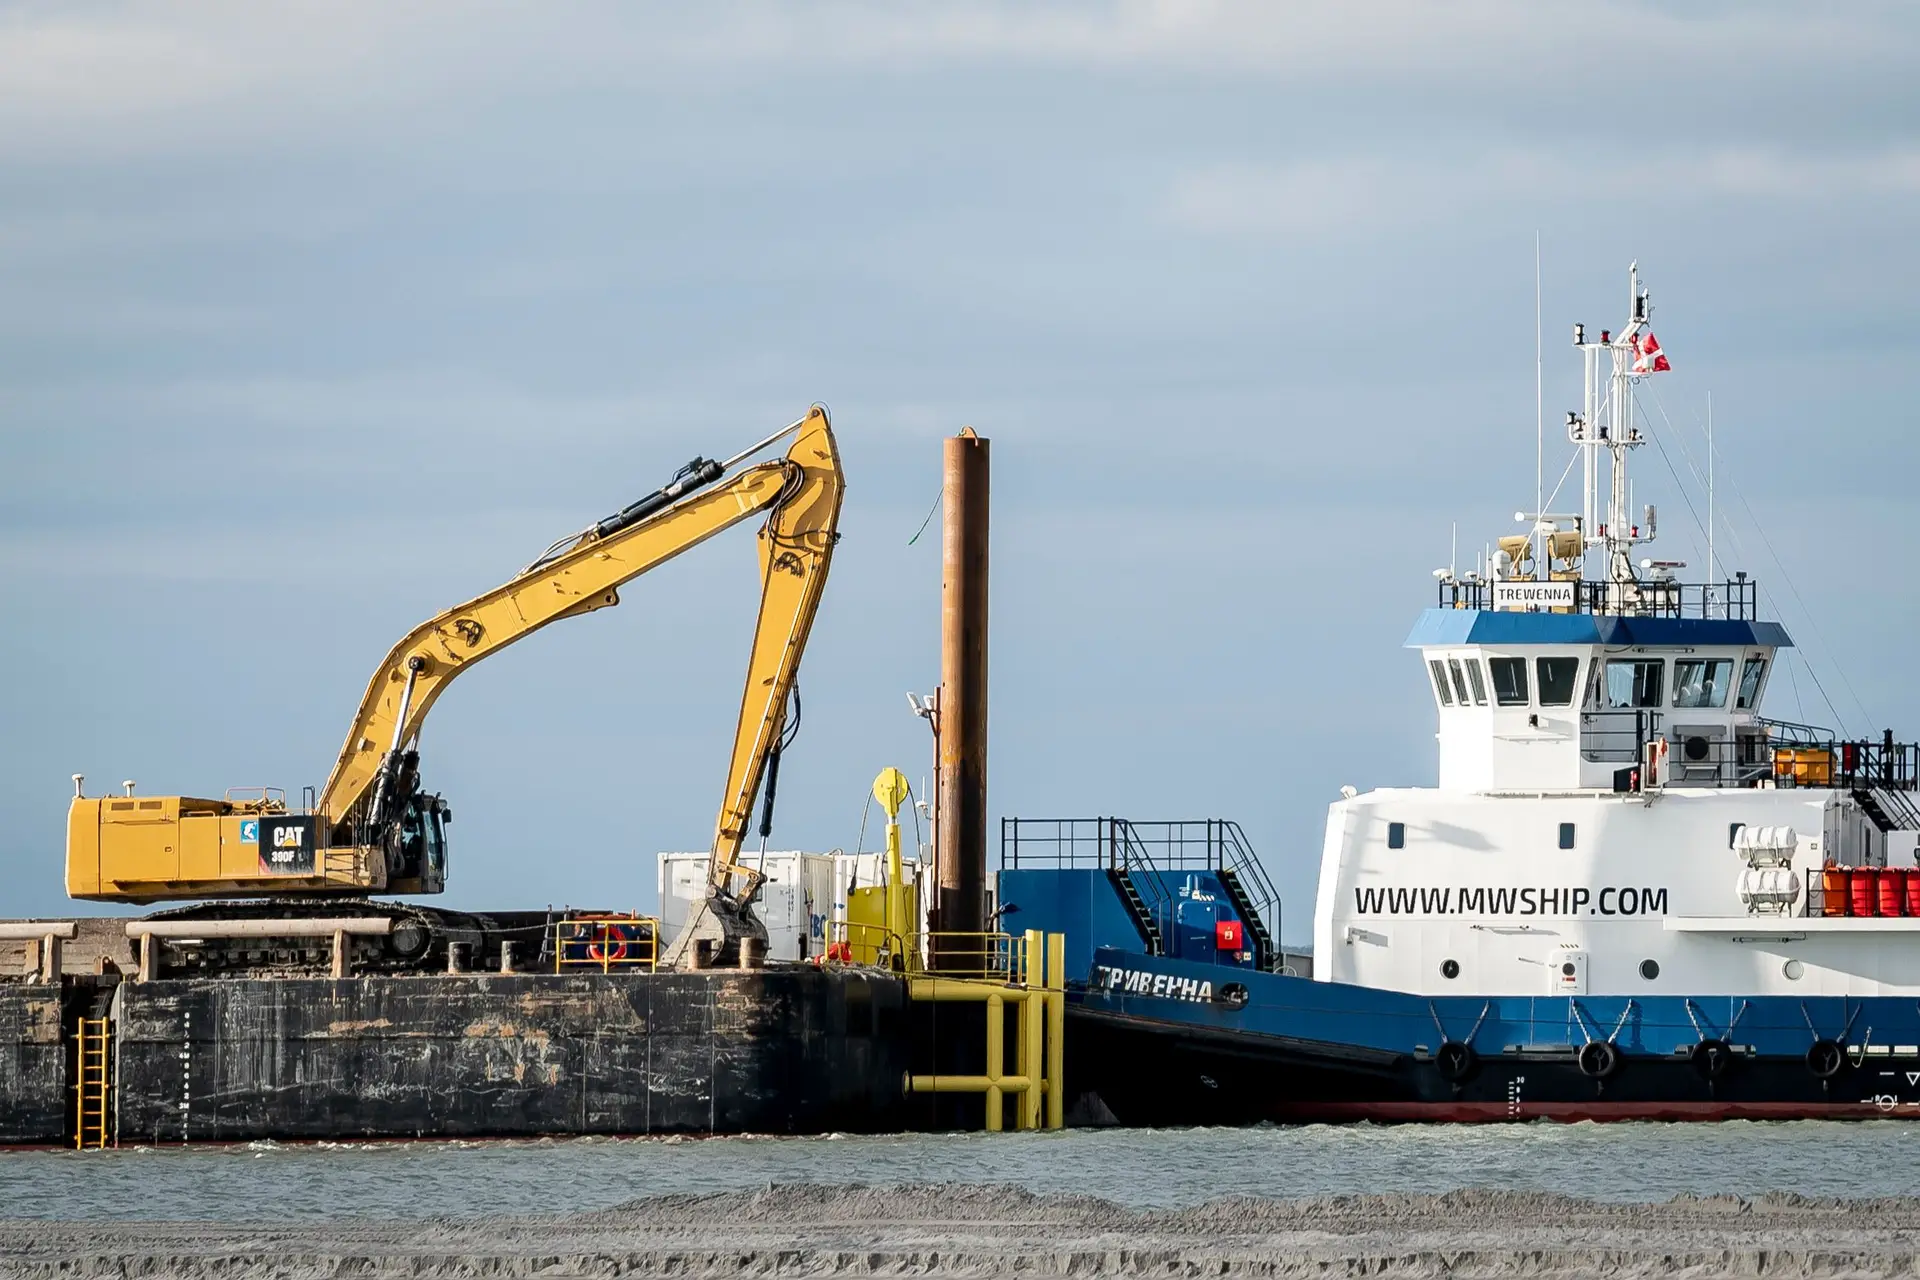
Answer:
top-left (586, 924), bottom-right (633, 962)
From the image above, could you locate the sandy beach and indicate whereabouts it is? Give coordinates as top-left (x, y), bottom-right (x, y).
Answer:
top-left (6, 1183), bottom-right (1920, 1277)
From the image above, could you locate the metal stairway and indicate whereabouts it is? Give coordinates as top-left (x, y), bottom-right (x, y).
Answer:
top-left (1106, 868), bottom-right (1164, 955)
top-left (1216, 866), bottom-right (1276, 972)
top-left (1001, 816), bottom-right (1284, 970)
top-left (1857, 787), bottom-right (1920, 835)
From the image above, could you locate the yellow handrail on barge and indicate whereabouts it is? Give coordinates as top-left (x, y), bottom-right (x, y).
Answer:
top-left (552, 914), bottom-right (660, 974)
top-left (901, 929), bottom-right (1066, 1132)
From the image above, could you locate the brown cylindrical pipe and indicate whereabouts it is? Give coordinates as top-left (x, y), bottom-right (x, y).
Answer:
top-left (936, 428), bottom-right (990, 950)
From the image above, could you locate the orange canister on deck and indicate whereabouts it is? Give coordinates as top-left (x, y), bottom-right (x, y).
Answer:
top-left (1880, 868), bottom-right (1911, 918)
top-left (1906, 872), bottom-right (1920, 918)
top-left (1822, 865), bottom-right (1852, 916)
top-left (1851, 868), bottom-right (1882, 918)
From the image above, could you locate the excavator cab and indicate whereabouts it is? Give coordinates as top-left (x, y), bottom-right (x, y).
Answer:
top-left (376, 781), bottom-right (449, 896)
top-left (334, 748), bottom-right (449, 895)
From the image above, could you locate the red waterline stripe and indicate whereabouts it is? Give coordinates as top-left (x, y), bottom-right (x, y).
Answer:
top-left (1265, 1100), bottom-right (1920, 1123)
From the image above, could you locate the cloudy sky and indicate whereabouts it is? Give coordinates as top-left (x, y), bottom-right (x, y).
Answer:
top-left (5, 2), bottom-right (1917, 931)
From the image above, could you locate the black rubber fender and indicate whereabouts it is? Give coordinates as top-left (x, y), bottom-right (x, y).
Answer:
top-left (1690, 1038), bottom-right (1735, 1080)
top-left (1807, 1038), bottom-right (1847, 1080)
top-left (1577, 1040), bottom-right (1621, 1079)
top-left (1435, 1040), bottom-right (1478, 1082)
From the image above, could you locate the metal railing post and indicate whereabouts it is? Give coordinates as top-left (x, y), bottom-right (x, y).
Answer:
top-left (1020, 930), bottom-right (1043, 1131)
top-left (983, 991), bottom-right (1004, 1133)
top-left (1046, 932), bottom-right (1065, 1130)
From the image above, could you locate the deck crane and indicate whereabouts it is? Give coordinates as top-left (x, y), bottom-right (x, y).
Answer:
top-left (67, 407), bottom-right (844, 968)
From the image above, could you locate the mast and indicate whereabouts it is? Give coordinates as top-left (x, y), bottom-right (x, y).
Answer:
top-left (1707, 390), bottom-right (1715, 590)
top-left (1534, 233), bottom-right (1544, 574)
top-left (1569, 262), bottom-right (1657, 603)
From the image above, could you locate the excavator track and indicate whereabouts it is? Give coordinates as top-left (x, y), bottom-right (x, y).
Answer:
top-left (136, 900), bottom-right (553, 979)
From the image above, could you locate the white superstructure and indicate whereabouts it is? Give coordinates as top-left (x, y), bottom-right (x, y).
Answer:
top-left (1315, 266), bottom-right (1920, 999)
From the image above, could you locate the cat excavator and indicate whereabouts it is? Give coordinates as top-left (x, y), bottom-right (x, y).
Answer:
top-left (65, 407), bottom-right (844, 970)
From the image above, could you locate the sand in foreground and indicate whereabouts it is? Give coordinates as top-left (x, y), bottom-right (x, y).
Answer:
top-left (5, 1184), bottom-right (1919, 1277)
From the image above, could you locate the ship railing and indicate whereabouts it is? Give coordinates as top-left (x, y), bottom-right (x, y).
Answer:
top-left (923, 931), bottom-right (1024, 982)
top-left (1438, 575), bottom-right (1761, 619)
top-left (1000, 817), bottom-right (1146, 872)
top-left (1768, 733), bottom-right (1920, 793)
top-left (820, 921), bottom-right (1022, 981)
top-left (552, 913), bottom-right (659, 974)
top-left (1579, 715), bottom-right (1920, 793)
top-left (1755, 717), bottom-right (1834, 745)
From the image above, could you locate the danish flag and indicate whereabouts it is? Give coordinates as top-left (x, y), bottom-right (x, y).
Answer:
top-left (1632, 332), bottom-right (1671, 374)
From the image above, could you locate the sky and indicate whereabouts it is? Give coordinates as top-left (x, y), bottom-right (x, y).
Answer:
top-left (4, 2), bottom-right (1919, 936)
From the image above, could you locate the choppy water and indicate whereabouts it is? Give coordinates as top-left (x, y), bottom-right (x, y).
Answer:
top-left (2, 1122), bottom-right (1917, 1219)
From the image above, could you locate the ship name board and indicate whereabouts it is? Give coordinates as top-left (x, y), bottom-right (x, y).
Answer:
top-left (1354, 885), bottom-right (1670, 917)
top-left (1092, 965), bottom-right (1214, 1003)
top-left (1492, 581), bottom-right (1576, 611)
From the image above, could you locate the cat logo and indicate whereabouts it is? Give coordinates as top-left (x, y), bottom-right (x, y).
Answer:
top-left (257, 817), bottom-right (317, 875)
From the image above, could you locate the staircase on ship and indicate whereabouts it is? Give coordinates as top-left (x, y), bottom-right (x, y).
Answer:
top-left (1001, 817), bottom-right (1289, 972)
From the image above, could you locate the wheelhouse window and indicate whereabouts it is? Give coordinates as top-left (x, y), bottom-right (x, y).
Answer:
top-left (1447, 658), bottom-right (1472, 707)
top-left (1464, 659), bottom-right (1489, 706)
top-left (1489, 657), bottom-right (1530, 706)
top-left (1736, 657), bottom-right (1769, 710)
top-left (1673, 659), bottom-right (1733, 709)
top-left (1536, 657), bottom-right (1579, 706)
top-left (1428, 659), bottom-right (1455, 707)
top-left (1604, 658), bottom-right (1665, 709)
top-left (1387, 822), bottom-right (1406, 850)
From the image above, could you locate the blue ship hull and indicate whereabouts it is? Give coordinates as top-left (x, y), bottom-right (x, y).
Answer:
top-left (1070, 946), bottom-right (1920, 1122)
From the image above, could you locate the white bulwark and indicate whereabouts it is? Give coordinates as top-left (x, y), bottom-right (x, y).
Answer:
top-left (1314, 265), bottom-right (1920, 999)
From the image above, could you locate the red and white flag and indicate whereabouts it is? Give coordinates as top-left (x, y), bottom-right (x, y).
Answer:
top-left (1632, 332), bottom-right (1671, 374)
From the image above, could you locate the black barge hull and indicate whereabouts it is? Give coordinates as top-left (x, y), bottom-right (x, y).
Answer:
top-left (1, 967), bottom-right (917, 1145)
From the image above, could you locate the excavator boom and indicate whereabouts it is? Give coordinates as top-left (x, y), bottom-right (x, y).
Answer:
top-left (67, 407), bottom-right (844, 917)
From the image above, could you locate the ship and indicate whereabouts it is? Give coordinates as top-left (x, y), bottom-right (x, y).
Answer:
top-left (1005, 264), bottom-right (1920, 1121)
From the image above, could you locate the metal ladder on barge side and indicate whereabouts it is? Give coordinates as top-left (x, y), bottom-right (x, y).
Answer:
top-left (73, 1017), bottom-right (111, 1149)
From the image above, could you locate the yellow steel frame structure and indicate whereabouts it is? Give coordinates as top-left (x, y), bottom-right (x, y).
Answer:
top-left (553, 914), bottom-right (661, 974)
top-left (906, 930), bottom-right (1066, 1132)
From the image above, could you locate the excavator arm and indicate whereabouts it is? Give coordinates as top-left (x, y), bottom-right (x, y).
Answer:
top-left (322, 406), bottom-right (844, 896)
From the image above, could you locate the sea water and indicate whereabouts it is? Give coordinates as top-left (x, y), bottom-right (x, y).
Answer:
top-left (1, 1122), bottom-right (1916, 1220)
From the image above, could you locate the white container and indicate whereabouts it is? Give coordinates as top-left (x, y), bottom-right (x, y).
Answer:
top-left (658, 852), bottom-right (835, 962)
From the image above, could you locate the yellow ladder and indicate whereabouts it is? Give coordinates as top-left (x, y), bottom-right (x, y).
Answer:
top-left (74, 1018), bottom-right (111, 1149)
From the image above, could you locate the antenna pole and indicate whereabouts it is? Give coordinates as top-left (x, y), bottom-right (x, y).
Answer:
top-left (1534, 232), bottom-right (1544, 573)
top-left (1707, 391), bottom-right (1715, 592)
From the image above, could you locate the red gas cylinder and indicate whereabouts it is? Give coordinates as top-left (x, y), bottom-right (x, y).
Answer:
top-left (1880, 868), bottom-right (1911, 918)
top-left (1822, 866), bottom-right (1852, 917)
top-left (1851, 868), bottom-right (1882, 918)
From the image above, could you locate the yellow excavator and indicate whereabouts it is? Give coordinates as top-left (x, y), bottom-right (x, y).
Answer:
top-left (66, 407), bottom-right (844, 969)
